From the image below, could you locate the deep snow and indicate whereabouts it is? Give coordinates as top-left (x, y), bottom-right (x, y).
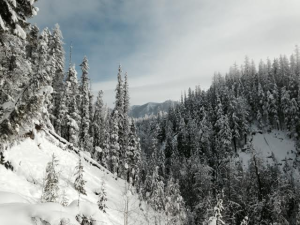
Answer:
top-left (0, 129), bottom-right (162, 225)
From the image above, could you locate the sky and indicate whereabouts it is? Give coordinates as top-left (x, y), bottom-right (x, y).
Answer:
top-left (31, 0), bottom-right (300, 107)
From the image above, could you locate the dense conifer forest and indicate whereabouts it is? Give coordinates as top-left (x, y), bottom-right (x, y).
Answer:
top-left (0, 1), bottom-right (300, 224)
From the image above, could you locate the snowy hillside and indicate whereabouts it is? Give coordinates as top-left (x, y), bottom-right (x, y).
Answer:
top-left (129, 100), bottom-right (178, 118)
top-left (0, 129), bottom-right (161, 225)
top-left (239, 127), bottom-right (298, 170)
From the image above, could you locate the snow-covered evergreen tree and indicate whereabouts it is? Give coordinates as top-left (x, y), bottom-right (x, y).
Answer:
top-left (0, 0), bottom-right (38, 39)
top-left (110, 110), bottom-right (120, 177)
top-left (42, 154), bottom-right (60, 203)
top-left (215, 105), bottom-right (232, 157)
top-left (165, 177), bottom-right (186, 225)
top-left (79, 56), bottom-right (92, 152)
top-left (49, 24), bottom-right (65, 132)
top-left (146, 166), bottom-right (165, 212)
top-left (92, 90), bottom-right (106, 155)
top-left (64, 65), bottom-right (80, 146)
top-left (121, 72), bottom-right (130, 178)
top-left (74, 155), bottom-right (87, 195)
top-left (126, 120), bottom-right (141, 185)
top-left (97, 180), bottom-right (108, 213)
top-left (61, 190), bottom-right (69, 207)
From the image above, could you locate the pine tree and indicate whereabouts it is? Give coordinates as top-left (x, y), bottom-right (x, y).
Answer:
top-left (165, 177), bottom-right (186, 225)
top-left (121, 72), bottom-right (130, 178)
top-left (79, 56), bottom-right (92, 152)
top-left (97, 180), bottom-right (108, 213)
top-left (147, 166), bottom-right (165, 212)
top-left (42, 154), bottom-right (60, 203)
top-left (0, 18), bottom-right (52, 147)
top-left (215, 113), bottom-right (232, 157)
top-left (126, 120), bottom-right (141, 185)
top-left (110, 110), bottom-right (120, 177)
top-left (92, 90), bottom-right (106, 159)
top-left (114, 65), bottom-right (125, 177)
top-left (36, 28), bottom-right (53, 129)
top-left (61, 190), bottom-right (69, 207)
top-left (74, 155), bottom-right (87, 195)
top-left (49, 24), bottom-right (65, 132)
top-left (64, 65), bottom-right (80, 146)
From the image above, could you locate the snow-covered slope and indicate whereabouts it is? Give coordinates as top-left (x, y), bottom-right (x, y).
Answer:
top-left (239, 128), bottom-right (297, 170)
top-left (0, 130), bottom-right (161, 225)
top-left (129, 100), bottom-right (178, 118)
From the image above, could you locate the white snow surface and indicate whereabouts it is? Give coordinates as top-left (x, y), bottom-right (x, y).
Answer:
top-left (239, 128), bottom-right (297, 169)
top-left (0, 130), bottom-right (161, 225)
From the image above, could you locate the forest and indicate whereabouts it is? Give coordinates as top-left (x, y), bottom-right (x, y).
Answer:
top-left (0, 1), bottom-right (300, 225)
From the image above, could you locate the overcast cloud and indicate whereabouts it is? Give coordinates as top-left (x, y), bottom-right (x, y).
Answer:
top-left (31, 0), bottom-right (300, 107)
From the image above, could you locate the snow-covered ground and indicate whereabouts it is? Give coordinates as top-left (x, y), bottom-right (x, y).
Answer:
top-left (0, 130), bottom-right (161, 225)
top-left (239, 128), bottom-right (297, 170)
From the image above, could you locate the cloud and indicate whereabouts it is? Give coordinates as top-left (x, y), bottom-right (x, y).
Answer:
top-left (31, 0), bottom-right (300, 107)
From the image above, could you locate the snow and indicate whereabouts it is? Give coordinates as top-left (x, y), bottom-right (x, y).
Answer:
top-left (8, 0), bottom-right (17, 7)
top-left (0, 201), bottom-right (104, 225)
top-left (0, 15), bottom-right (8, 31)
top-left (239, 128), bottom-right (297, 169)
top-left (32, 7), bottom-right (39, 16)
top-left (14, 24), bottom-right (27, 39)
top-left (0, 130), bottom-right (160, 225)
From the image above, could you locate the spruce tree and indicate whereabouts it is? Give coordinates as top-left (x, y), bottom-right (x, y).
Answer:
top-left (122, 72), bottom-right (130, 178)
top-left (126, 120), bottom-right (141, 185)
top-left (79, 56), bottom-right (92, 152)
top-left (0, 0), bottom-right (38, 39)
top-left (165, 177), bottom-right (186, 225)
top-left (49, 24), bottom-right (65, 132)
top-left (114, 65), bottom-right (125, 177)
top-left (74, 155), bottom-right (87, 195)
top-left (147, 166), bottom-right (165, 212)
top-left (110, 110), bottom-right (120, 177)
top-left (64, 65), bottom-right (80, 146)
top-left (42, 154), bottom-right (60, 203)
top-left (97, 180), bottom-right (108, 213)
top-left (92, 90), bottom-right (106, 154)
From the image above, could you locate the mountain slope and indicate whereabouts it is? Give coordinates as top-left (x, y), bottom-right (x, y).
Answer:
top-left (0, 129), bottom-right (161, 225)
top-left (239, 127), bottom-right (297, 170)
top-left (129, 100), bottom-right (178, 118)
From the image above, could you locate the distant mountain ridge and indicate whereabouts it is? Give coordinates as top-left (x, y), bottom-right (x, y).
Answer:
top-left (129, 100), bottom-right (178, 118)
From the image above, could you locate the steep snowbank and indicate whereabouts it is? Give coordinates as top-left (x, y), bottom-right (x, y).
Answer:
top-left (0, 130), bottom-right (160, 225)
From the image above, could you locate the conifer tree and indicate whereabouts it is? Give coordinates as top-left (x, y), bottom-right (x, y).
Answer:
top-left (61, 190), bottom-right (69, 207)
top-left (215, 100), bottom-right (232, 157)
top-left (126, 120), bottom-right (141, 185)
top-left (147, 166), bottom-right (165, 212)
top-left (165, 177), bottom-right (186, 225)
top-left (0, 0), bottom-right (38, 39)
top-left (79, 56), bottom-right (92, 152)
top-left (36, 28), bottom-right (53, 129)
top-left (42, 154), bottom-right (60, 203)
top-left (64, 65), bottom-right (80, 146)
top-left (114, 65), bottom-right (125, 177)
top-left (121, 72), bottom-right (130, 178)
top-left (92, 90), bottom-right (106, 157)
top-left (97, 180), bottom-right (108, 213)
top-left (0, 10), bottom-right (52, 146)
top-left (74, 155), bottom-right (87, 196)
top-left (49, 24), bottom-right (65, 132)
top-left (110, 110), bottom-right (120, 177)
